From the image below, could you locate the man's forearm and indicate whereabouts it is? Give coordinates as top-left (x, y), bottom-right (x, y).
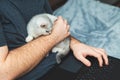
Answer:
top-left (0, 34), bottom-right (58, 80)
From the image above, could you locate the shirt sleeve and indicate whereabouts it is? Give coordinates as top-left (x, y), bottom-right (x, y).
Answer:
top-left (0, 16), bottom-right (7, 47)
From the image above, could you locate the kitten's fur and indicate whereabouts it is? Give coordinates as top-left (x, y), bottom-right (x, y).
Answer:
top-left (25, 13), bottom-right (70, 64)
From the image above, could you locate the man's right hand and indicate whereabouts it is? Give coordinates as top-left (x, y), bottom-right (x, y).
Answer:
top-left (51, 16), bottom-right (70, 43)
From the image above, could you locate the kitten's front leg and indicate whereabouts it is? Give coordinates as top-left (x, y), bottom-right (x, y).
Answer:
top-left (52, 47), bottom-right (63, 64)
top-left (52, 38), bottom-right (70, 64)
top-left (56, 52), bottom-right (67, 64)
top-left (52, 46), bottom-right (69, 64)
top-left (25, 35), bottom-right (34, 42)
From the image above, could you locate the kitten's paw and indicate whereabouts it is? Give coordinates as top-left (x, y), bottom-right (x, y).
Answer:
top-left (52, 48), bottom-right (60, 53)
top-left (25, 36), bottom-right (33, 42)
top-left (56, 55), bottom-right (61, 64)
top-left (56, 54), bottom-right (65, 64)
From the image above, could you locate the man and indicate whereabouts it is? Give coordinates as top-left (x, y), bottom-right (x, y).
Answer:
top-left (0, 0), bottom-right (108, 80)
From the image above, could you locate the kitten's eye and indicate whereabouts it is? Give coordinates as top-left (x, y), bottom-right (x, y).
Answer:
top-left (40, 24), bottom-right (46, 28)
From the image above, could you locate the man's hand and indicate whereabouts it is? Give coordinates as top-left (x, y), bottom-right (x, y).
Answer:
top-left (51, 16), bottom-right (70, 43)
top-left (70, 37), bottom-right (109, 67)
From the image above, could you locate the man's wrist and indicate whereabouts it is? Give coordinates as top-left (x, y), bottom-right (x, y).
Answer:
top-left (39, 33), bottom-right (59, 46)
top-left (70, 37), bottom-right (82, 50)
top-left (70, 37), bottom-right (79, 45)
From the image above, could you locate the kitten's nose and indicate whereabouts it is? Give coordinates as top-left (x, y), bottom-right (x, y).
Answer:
top-left (46, 30), bottom-right (51, 34)
top-left (46, 30), bottom-right (49, 33)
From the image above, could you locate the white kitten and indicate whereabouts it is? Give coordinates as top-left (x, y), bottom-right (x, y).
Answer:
top-left (25, 13), bottom-right (70, 64)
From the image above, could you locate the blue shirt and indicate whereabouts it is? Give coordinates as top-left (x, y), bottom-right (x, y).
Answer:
top-left (0, 0), bottom-right (52, 50)
top-left (0, 0), bottom-right (57, 80)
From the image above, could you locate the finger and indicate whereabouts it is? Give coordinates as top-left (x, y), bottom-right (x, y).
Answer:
top-left (102, 53), bottom-right (109, 65)
top-left (92, 48), bottom-right (107, 67)
top-left (78, 55), bottom-right (91, 67)
top-left (58, 16), bottom-right (62, 19)
top-left (66, 25), bottom-right (70, 31)
top-left (54, 16), bottom-right (64, 26)
top-left (97, 55), bottom-right (103, 67)
top-left (94, 53), bottom-right (103, 67)
top-left (57, 16), bottom-right (63, 22)
top-left (94, 48), bottom-right (109, 65)
top-left (54, 18), bottom-right (58, 23)
top-left (64, 19), bottom-right (68, 25)
top-left (66, 25), bottom-right (70, 36)
top-left (99, 49), bottom-right (109, 65)
top-left (56, 16), bottom-right (62, 22)
top-left (66, 32), bottom-right (70, 37)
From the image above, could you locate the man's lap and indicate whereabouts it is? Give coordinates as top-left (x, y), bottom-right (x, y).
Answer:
top-left (17, 51), bottom-right (83, 80)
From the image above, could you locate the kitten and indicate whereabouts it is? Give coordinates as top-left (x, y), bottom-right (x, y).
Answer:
top-left (25, 13), bottom-right (70, 64)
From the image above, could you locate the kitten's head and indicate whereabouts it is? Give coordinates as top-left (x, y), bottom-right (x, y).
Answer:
top-left (33, 15), bottom-right (54, 36)
top-left (28, 14), bottom-right (57, 37)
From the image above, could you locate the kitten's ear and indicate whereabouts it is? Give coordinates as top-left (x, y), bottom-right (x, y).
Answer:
top-left (45, 14), bottom-right (57, 24)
